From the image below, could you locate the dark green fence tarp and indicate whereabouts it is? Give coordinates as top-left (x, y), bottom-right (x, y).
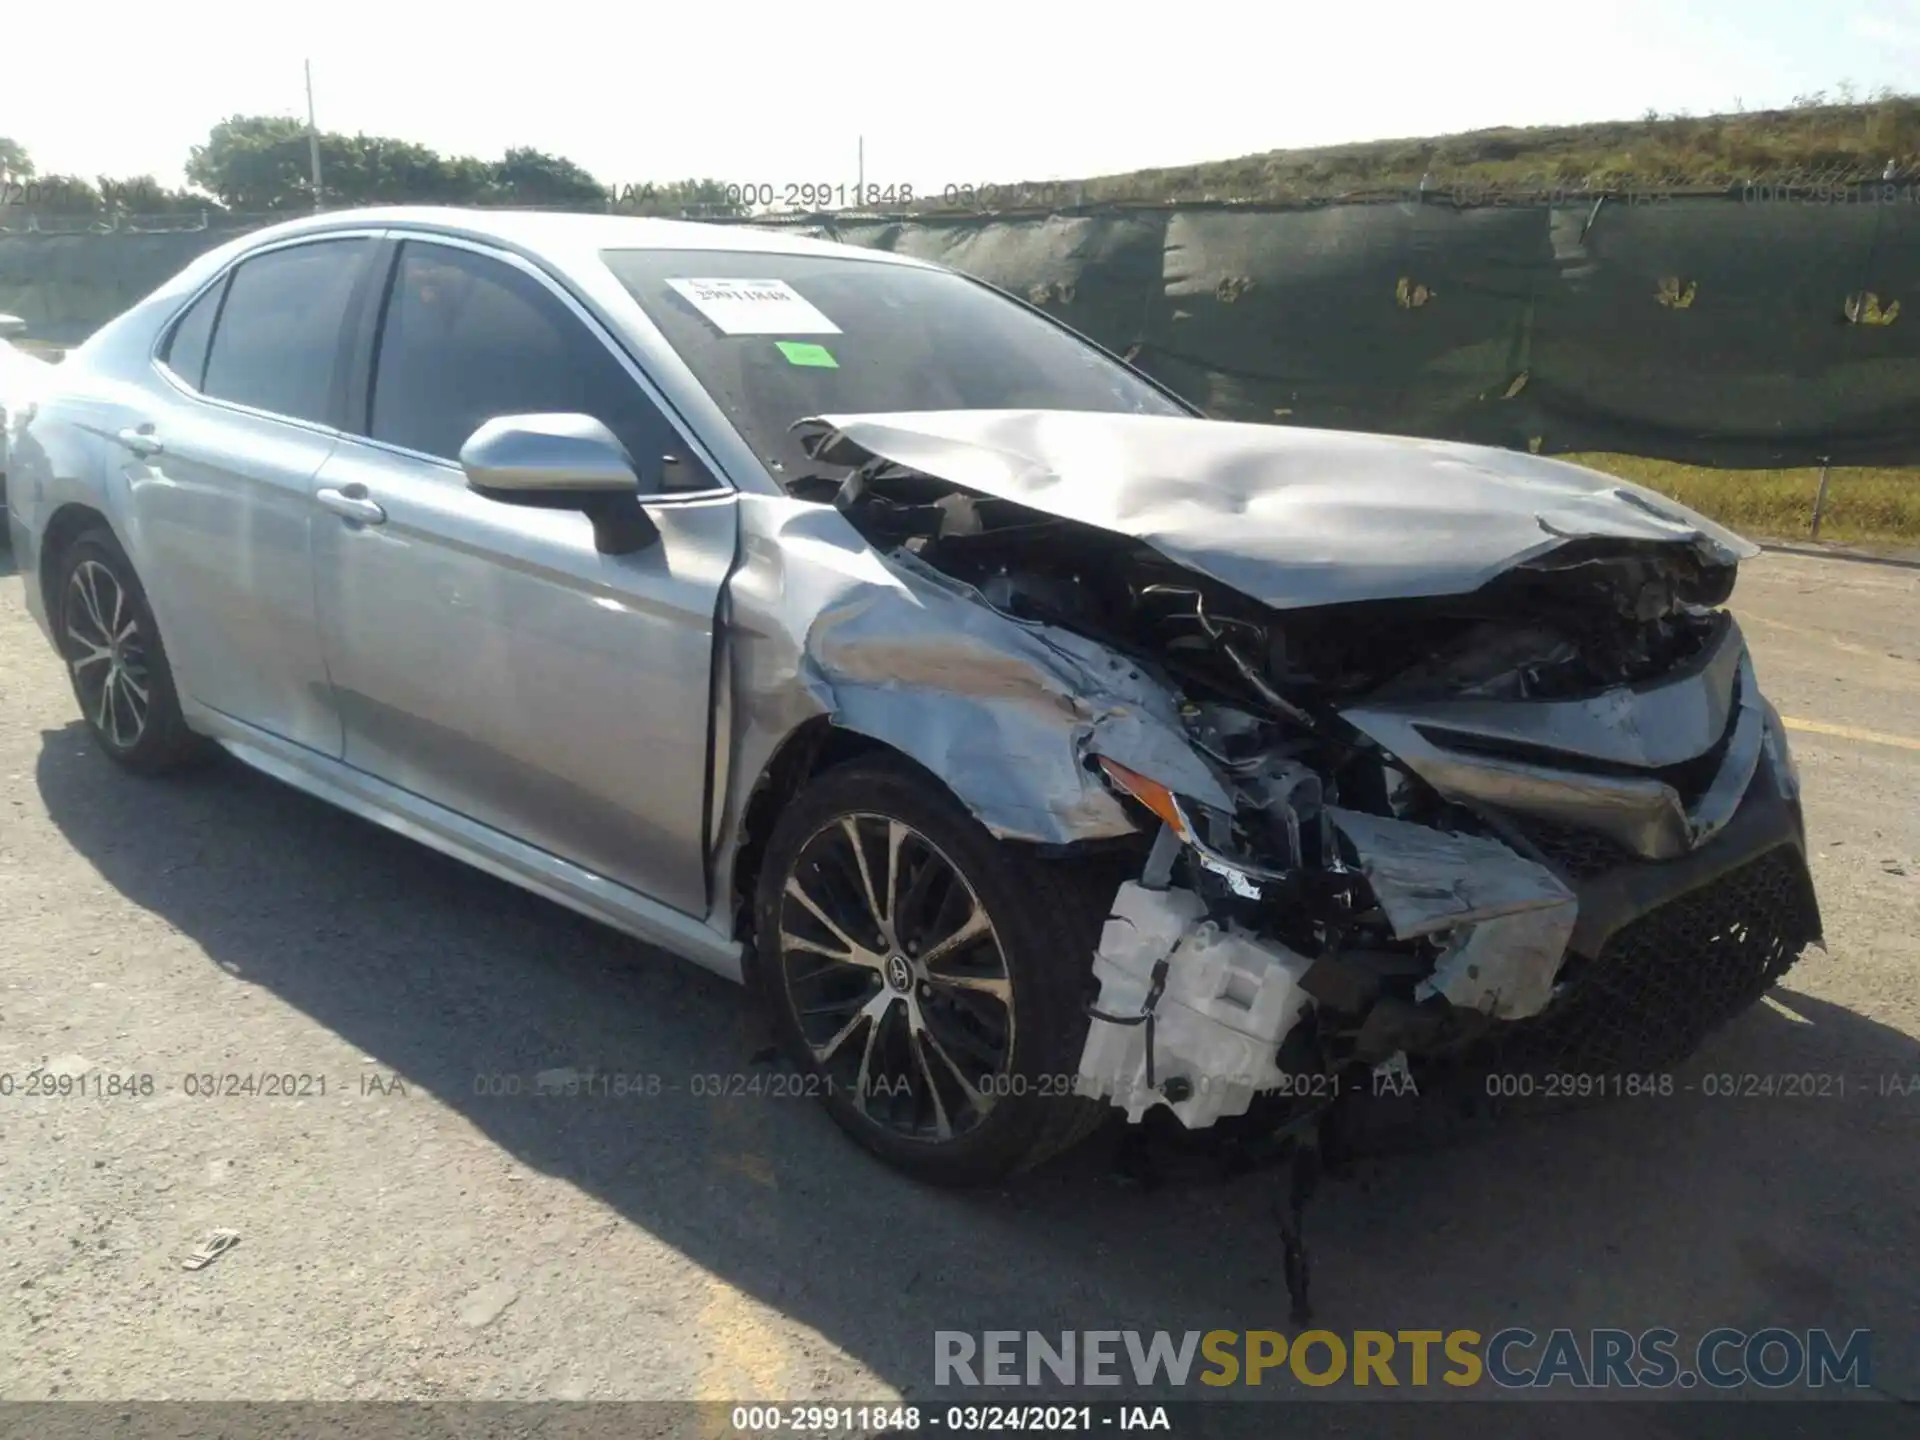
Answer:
top-left (799, 195), bottom-right (1920, 467)
top-left (2, 191), bottom-right (1915, 467)
top-left (0, 229), bottom-right (240, 345)
top-left (1527, 199), bottom-right (1911, 465)
top-left (1140, 204), bottom-right (1552, 446)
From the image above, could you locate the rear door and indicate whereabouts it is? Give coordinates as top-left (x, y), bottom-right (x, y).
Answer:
top-left (308, 236), bottom-right (737, 917)
top-left (130, 234), bottom-right (378, 756)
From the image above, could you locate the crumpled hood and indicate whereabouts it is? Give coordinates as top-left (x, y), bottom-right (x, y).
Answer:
top-left (800, 408), bottom-right (1758, 610)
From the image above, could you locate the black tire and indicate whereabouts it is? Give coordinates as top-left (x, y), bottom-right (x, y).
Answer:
top-left (753, 758), bottom-right (1123, 1187)
top-left (54, 527), bottom-right (209, 774)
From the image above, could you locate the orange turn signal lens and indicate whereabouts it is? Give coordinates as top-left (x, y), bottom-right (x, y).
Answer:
top-left (1097, 757), bottom-right (1192, 840)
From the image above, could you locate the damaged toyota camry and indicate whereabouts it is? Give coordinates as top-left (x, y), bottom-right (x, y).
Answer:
top-left (10, 210), bottom-right (1820, 1204)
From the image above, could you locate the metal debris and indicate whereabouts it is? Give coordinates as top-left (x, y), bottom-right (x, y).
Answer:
top-left (180, 1229), bottom-right (240, 1271)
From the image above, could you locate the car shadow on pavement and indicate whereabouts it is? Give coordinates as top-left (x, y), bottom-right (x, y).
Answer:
top-left (33, 724), bottom-right (1920, 1418)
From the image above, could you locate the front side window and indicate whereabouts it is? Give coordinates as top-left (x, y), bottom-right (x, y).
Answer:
top-left (367, 241), bottom-right (687, 475)
top-left (600, 248), bottom-right (1188, 481)
top-left (201, 238), bottom-right (371, 424)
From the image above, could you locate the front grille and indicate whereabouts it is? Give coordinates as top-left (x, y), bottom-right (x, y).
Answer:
top-left (1511, 816), bottom-right (1639, 881)
top-left (1480, 845), bottom-right (1819, 1076)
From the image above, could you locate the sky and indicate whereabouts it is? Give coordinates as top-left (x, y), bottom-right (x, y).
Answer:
top-left (4, 0), bottom-right (1918, 195)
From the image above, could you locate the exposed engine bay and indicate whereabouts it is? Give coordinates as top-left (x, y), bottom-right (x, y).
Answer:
top-left (767, 408), bottom-right (1827, 1320)
top-left (797, 456), bottom-right (1735, 715)
top-left (785, 412), bottom-right (1821, 1158)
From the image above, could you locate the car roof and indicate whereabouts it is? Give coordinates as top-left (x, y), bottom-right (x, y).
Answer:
top-left (221, 206), bottom-right (938, 268)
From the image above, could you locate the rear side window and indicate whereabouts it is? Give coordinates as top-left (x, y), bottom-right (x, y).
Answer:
top-left (368, 241), bottom-right (682, 472)
top-left (162, 278), bottom-right (226, 390)
top-left (202, 238), bottom-right (371, 425)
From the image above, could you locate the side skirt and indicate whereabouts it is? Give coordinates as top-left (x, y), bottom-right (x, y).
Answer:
top-left (182, 701), bottom-right (748, 983)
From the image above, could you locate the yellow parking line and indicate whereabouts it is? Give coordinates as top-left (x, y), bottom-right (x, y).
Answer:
top-left (693, 1274), bottom-right (792, 1407)
top-left (1782, 717), bottom-right (1920, 752)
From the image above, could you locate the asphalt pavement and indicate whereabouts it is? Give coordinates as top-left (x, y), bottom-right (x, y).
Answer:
top-left (1, 541), bottom-right (1915, 1427)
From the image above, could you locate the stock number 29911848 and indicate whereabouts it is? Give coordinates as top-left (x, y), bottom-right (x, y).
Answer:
top-left (730, 1404), bottom-right (921, 1432)
top-left (0, 1070), bottom-right (156, 1098)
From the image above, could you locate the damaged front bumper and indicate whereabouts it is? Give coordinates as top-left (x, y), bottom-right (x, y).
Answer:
top-left (1340, 615), bottom-right (1765, 862)
top-left (1075, 622), bottom-right (1822, 1133)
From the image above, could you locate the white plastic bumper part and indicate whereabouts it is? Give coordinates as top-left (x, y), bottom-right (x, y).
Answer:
top-left (1077, 882), bottom-right (1314, 1128)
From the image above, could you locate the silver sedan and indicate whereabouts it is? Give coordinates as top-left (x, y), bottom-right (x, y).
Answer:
top-left (7, 208), bottom-right (1821, 1189)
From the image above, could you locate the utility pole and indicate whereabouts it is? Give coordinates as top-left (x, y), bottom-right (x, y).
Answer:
top-left (857, 135), bottom-right (864, 204)
top-left (305, 60), bottom-right (324, 211)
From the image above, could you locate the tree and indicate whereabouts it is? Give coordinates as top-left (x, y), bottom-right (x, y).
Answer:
top-left (324, 133), bottom-right (470, 206)
top-left (491, 147), bottom-right (606, 207)
top-left (0, 143), bottom-right (206, 217)
top-left (611, 178), bottom-right (749, 217)
top-left (186, 115), bottom-right (324, 210)
top-left (97, 176), bottom-right (211, 215)
top-left (184, 116), bottom-right (618, 212)
top-left (0, 136), bottom-right (33, 184)
top-left (23, 174), bottom-right (103, 215)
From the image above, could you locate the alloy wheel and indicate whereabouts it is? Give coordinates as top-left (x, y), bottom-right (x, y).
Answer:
top-left (777, 813), bottom-right (1016, 1142)
top-left (64, 558), bottom-right (151, 751)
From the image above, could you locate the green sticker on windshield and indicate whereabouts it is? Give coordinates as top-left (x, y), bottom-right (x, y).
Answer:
top-left (776, 340), bottom-right (838, 368)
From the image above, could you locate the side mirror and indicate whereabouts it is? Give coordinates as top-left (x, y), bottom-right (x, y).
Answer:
top-left (460, 413), bottom-right (659, 555)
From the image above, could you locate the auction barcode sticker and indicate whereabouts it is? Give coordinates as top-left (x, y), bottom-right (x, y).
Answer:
top-left (667, 278), bottom-right (841, 335)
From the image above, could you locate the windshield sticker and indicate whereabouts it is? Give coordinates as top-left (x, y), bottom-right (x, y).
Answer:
top-left (667, 278), bottom-right (841, 336)
top-left (775, 340), bottom-right (839, 368)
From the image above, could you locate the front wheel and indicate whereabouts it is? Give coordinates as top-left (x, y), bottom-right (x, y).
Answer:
top-left (55, 528), bottom-right (208, 774)
top-left (753, 760), bottom-right (1123, 1186)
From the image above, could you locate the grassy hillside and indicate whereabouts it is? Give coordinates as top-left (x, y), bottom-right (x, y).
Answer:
top-left (943, 93), bottom-right (1920, 208)
top-left (943, 93), bottom-right (1920, 544)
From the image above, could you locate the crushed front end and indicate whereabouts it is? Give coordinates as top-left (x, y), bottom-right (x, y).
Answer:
top-left (1065, 548), bottom-right (1823, 1136)
top-left (785, 416), bottom-right (1824, 1145)
top-left (780, 408), bottom-right (1827, 1321)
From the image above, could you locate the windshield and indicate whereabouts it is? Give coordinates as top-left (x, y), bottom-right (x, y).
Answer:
top-left (600, 248), bottom-right (1189, 482)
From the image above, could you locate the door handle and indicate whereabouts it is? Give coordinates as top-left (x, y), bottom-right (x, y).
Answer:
top-left (116, 426), bottom-right (164, 458)
top-left (315, 487), bottom-right (387, 525)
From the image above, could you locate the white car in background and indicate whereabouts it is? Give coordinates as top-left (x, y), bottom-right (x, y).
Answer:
top-left (1, 315), bottom-right (53, 517)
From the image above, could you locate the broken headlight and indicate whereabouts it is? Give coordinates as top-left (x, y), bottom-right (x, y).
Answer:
top-left (1096, 757), bottom-right (1288, 900)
